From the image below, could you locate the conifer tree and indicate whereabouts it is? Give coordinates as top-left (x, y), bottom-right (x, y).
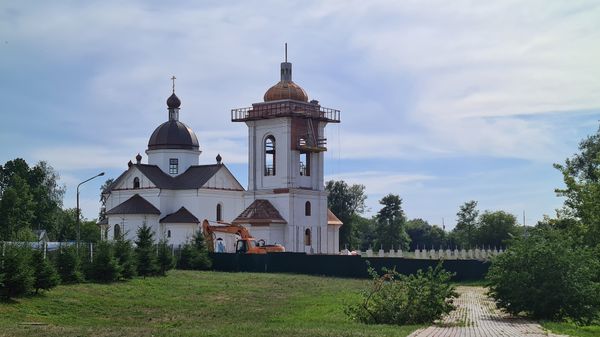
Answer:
top-left (89, 241), bottom-right (122, 283)
top-left (157, 239), bottom-right (175, 276)
top-left (0, 245), bottom-right (34, 298)
top-left (114, 237), bottom-right (136, 279)
top-left (135, 223), bottom-right (158, 277)
top-left (191, 231), bottom-right (212, 270)
top-left (56, 245), bottom-right (83, 284)
top-left (31, 249), bottom-right (59, 294)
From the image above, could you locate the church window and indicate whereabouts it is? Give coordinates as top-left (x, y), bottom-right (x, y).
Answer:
top-left (264, 136), bottom-right (276, 176)
top-left (216, 204), bottom-right (223, 222)
top-left (305, 201), bottom-right (311, 216)
top-left (167, 230), bottom-right (171, 238)
top-left (114, 224), bottom-right (121, 239)
top-left (300, 152), bottom-right (310, 176)
top-left (169, 158), bottom-right (179, 174)
top-left (304, 228), bottom-right (311, 246)
top-left (133, 177), bottom-right (140, 189)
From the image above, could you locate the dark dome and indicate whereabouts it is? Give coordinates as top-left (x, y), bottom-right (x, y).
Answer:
top-left (167, 93), bottom-right (181, 108)
top-left (264, 81), bottom-right (308, 102)
top-left (148, 120), bottom-right (199, 150)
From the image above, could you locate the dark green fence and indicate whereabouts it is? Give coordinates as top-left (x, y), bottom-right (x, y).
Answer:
top-left (209, 252), bottom-right (490, 281)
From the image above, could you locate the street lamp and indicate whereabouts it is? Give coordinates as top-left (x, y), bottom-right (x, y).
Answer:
top-left (77, 172), bottom-right (105, 250)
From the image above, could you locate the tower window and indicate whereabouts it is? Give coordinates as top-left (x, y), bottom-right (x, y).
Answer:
top-left (169, 158), bottom-right (179, 174)
top-left (305, 201), bottom-right (311, 216)
top-left (133, 177), bottom-right (140, 189)
top-left (264, 136), bottom-right (276, 176)
top-left (114, 224), bottom-right (121, 239)
top-left (216, 204), bottom-right (223, 222)
top-left (304, 228), bottom-right (311, 246)
top-left (300, 152), bottom-right (310, 176)
top-left (167, 230), bottom-right (171, 238)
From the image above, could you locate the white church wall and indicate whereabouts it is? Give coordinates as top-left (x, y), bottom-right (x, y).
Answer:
top-left (204, 167), bottom-right (244, 190)
top-left (247, 118), bottom-right (292, 190)
top-left (112, 167), bottom-right (157, 190)
top-left (163, 223), bottom-right (198, 245)
top-left (146, 148), bottom-right (200, 175)
top-left (106, 214), bottom-right (160, 242)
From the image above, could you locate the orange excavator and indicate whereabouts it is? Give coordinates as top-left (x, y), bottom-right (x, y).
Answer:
top-left (201, 219), bottom-right (285, 254)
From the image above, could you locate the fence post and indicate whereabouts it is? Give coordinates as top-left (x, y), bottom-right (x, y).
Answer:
top-left (43, 241), bottom-right (47, 260)
top-left (89, 242), bottom-right (93, 263)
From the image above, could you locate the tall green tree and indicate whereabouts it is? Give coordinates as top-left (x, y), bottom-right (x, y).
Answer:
top-left (0, 176), bottom-right (36, 240)
top-left (406, 218), bottom-right (448, 250)
top-left (157, 240), bottom-right (175, 275)
top-left (114, 237), bottom-right (137, 279)
top-left (452, 200), bottom-right (479, 248)
top-left (374, 194), bottom-right (410, 250)
top-left (354, 215), bottom-right (377, 251)
top-left (555, 125), bottom-right (600, 246)
top-left (477, 211), bottom-right (519, 248)
top-left (89, 241), bottom-right (121, 283)
top-left (56, 245), bottom-right (84, 284)
top-left (325, 180), bottom-right (367, 249)
top-left (135, 223), bottom-right (159, 277)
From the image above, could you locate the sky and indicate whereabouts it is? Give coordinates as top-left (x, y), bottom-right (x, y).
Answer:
top-left (1, 0), bottom-right (599, 229)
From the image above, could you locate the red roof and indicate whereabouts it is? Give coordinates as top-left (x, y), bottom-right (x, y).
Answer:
top-left (232, 199), bottom-right (287, 225)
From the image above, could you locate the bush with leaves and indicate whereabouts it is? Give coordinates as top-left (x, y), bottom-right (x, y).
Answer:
top-left (56, 245), bottom-right (83, 284)
top-left (88, 241), bottom-right (122, 283)
top-left (0, 244), bottom-right (34, 299)
top-left (114, 237), bottom-right (136, 279)
top-left (177, 231), bottom-right (212, 270)
top-left (31, 249), bottom-right (59, 294)
top-left (487, 228), bottom-right (600, 324)
top-left (135, 224), bottom-right (159, 277)
top-left (346, 263), bottom-right (457, 325)
top-left (157, 240), bottom-right (175, 276)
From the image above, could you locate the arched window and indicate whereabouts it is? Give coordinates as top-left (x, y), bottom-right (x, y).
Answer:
top-left (300, 152), bottom-right (310, 176)
top-left (167, 230), bottom-right (171, 238)
top-left (304, 228), bottom-right (311, 246)
top-left (133, 177), bottom-right (140, 189)
top-left (305, 201), bottom-right (311, 216)
top-left (264, 136), bottom-right (276, 176)
top-left (216, 204), bottom-right (223, 222)
top-left (114, 224), bottom-right (121, 239)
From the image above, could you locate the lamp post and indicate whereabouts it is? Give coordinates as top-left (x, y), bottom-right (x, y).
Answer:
top-left (77, 172), bottom-right (105, 250)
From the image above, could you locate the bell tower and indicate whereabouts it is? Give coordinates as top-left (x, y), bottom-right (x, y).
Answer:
top-left (231, 46), bottom-right (341, 253)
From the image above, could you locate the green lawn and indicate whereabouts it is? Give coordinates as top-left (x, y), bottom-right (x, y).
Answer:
top-left (0, 271), bottom-right (421, 337)
top-left (541, 321), bottom-right (600, 337)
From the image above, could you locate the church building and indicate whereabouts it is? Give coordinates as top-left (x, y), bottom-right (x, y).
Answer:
top-left (100, 54), bottom-right (343, 254)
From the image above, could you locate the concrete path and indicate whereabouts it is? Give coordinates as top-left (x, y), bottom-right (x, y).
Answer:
top-left (408, 286), bottom-right (568, 337)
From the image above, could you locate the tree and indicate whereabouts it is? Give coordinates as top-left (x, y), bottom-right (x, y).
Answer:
top-left (374, 194), bottom-right (410, 251)
top-left (114, 237), bottom-right (136, 279)
top-left (406, 219), bottom-right (448, 250)
top-left (487, 227), bottom-right (600, 324)
top-left (0, 159), bottom-right (64, 240)
top-left (476, 211), bottom-right (520, 247)
top-left (157, 240), bottom-right (175, 275)
top-left (326, 180), bottom-right (367, 249)
top-left (0, 244), bottom-right (34, 298)
top-left (31, 249), bottom-right (60, 294)
top-left (0, 176), bottom-right (35, 240)
top-left (452, 201), bottom-right (479, 248)
top-left (354, 215), bottom-right (377, 251)
top-left (98, 178), bottom-right (114, 224)
top-left (56, 245), bottom-right (83, 284)
top-left (88, 241), bottom-right (121, 283)
top-left (177, 231), bottom-right (211, 270)
top-left (135, 223), bottom-right (159, 277)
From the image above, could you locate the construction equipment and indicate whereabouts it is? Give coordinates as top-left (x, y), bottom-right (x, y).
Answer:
top-left (201, 219), bottom-right (285, 254)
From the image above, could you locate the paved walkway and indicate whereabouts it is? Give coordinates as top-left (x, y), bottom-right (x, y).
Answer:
top-left (408, 286), bottom-right (568, 337)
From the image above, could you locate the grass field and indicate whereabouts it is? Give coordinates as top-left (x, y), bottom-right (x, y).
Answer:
top-left (0, 270), bottom-right (422, 337)
top-left (541, 321), bottom-right (600, 337)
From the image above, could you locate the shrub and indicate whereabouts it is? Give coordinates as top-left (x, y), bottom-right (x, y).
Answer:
top-left (157, 240), bottom-right (175, 276)
top-left (0, 244), bottom-right (34, 299)
top-left (176, 231), bottom-right (211, 270)
top-left (345, 262), bottom-right (457, 325)
top-left (487, 228), bottom-right (600, 324)
top-left (114, 238), bottom-right (136, 279)
top-left (31, 249), bottom-right (59, 294)
top-left (88, 242), bottom-right (122, 283)
top-left (135, 224), bottom-right (159, 277)
top-left (56, 245), bottom-right (83, 284)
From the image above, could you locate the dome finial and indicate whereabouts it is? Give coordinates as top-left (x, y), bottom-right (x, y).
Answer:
top-left (167, 75), bottom-right (181, 111)
top-left (171, 75), bottom-right (176, 94)
top-left (285, 42), bottom-right (287, 63)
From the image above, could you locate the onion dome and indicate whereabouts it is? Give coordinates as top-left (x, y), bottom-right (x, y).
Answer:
top-left (136, 153), bottom-right (142, 163)
top-left (264, 81), bottom-right (308, 102)
top-left (263, 50), bottom-right (308, 102)
top-left (167, 93), bottom-right (181, 108)
top-left (148, 120), bottom-right (199, 150)
top-left (148, 91), bottom-right (199, 151)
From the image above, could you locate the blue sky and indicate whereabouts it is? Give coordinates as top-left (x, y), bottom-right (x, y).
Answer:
top-left (1, 0), bottom-right (599, 229)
